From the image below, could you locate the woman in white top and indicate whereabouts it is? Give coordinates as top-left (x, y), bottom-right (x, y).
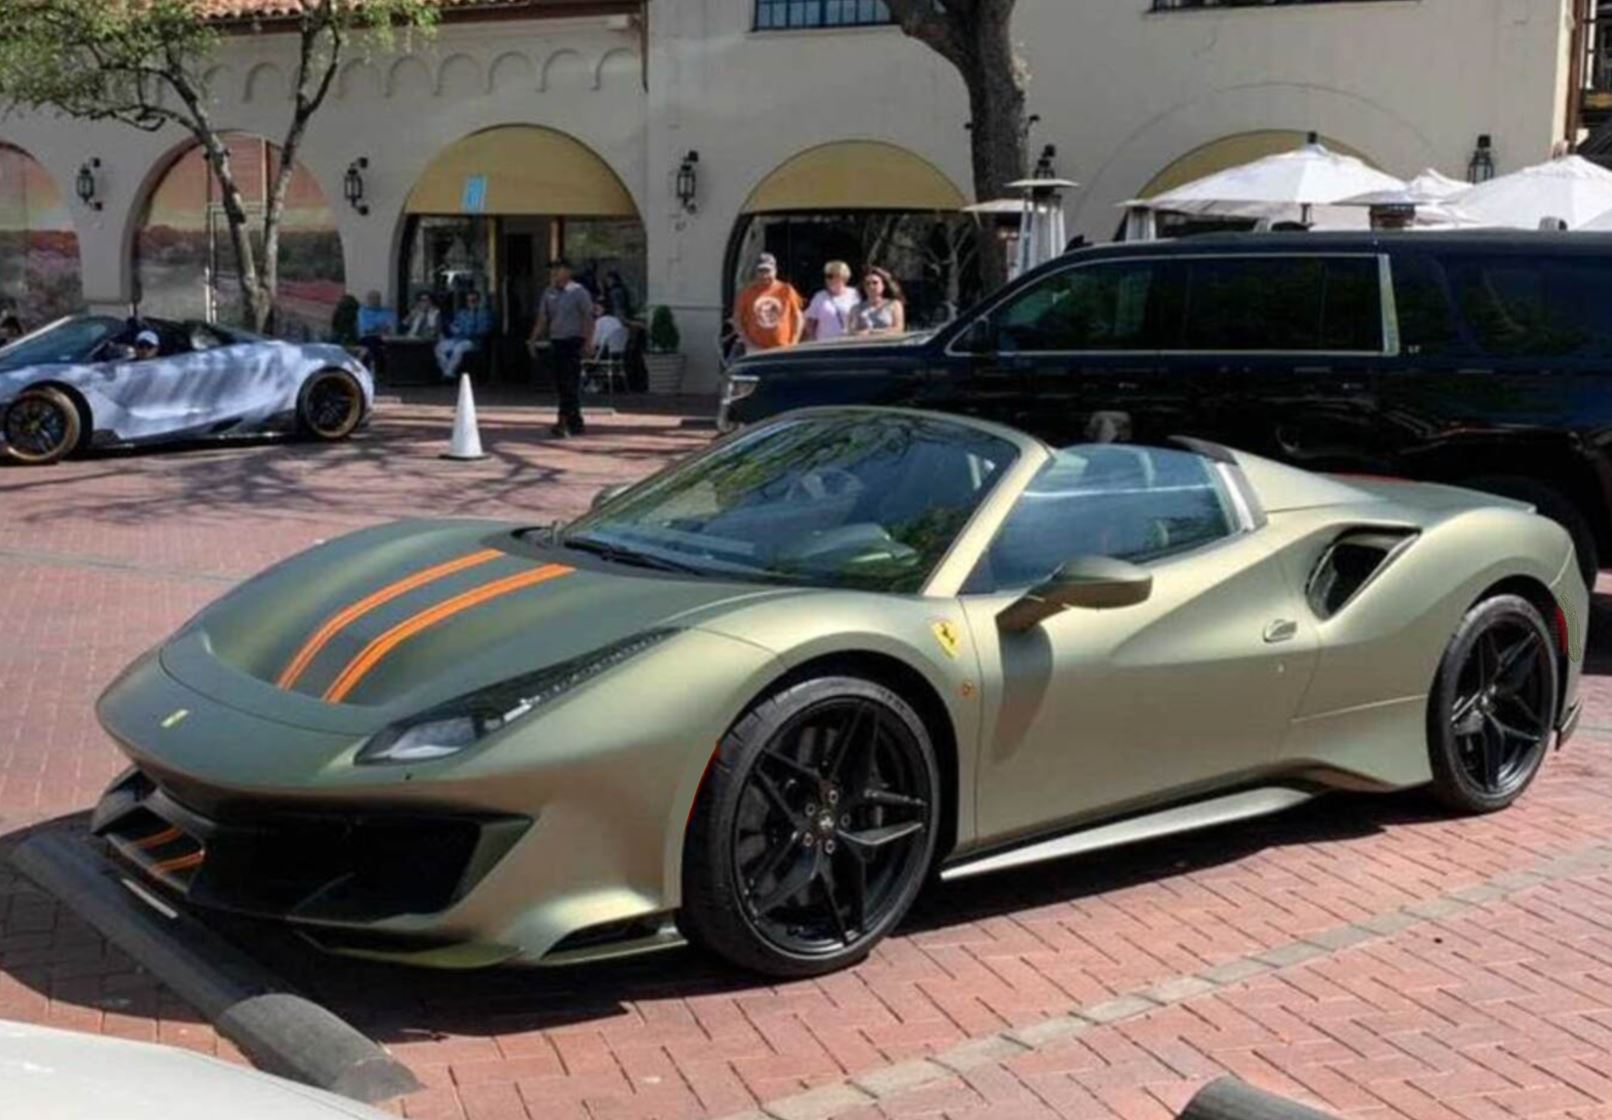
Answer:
top-left (848, 267), bottom-right (906, 336)
top-left (802, 260), bottom-right (860, 342)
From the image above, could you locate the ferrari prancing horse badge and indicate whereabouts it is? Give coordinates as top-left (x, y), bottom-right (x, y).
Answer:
top-left (931, 620), bottom-right (962, 660)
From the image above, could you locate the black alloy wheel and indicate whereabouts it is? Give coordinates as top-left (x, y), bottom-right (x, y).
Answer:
top-left (682, 676), bottom-right (940, 976)
top-left (1429, 594), bottom-right (1559, 813)
top-left (299, 370), bottom-right (364, 440)
top-left (2, 387), bottom-right (81, 465)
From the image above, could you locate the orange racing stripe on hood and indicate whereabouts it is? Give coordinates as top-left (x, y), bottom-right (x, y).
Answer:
top-left (321, 563), bottom-right (575, 704)
top-left (276, 548), bottom-right (505, 690)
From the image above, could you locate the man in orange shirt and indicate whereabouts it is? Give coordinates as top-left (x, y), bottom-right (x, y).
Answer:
top-left (733, 253), bottom-right (804, 353)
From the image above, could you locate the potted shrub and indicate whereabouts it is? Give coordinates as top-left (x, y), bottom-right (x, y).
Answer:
top-left (644, 305), bottom-right (685, 394)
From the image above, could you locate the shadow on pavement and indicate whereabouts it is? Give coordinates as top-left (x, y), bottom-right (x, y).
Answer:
top-left (6, 787), bottom-right (1414, 1046)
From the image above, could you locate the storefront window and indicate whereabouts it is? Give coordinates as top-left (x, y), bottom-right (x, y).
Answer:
top-left (134, 135), bottom-right (344, 340)
top-left (727, 211), bottom-right (978, 330)
top-left (0, 144), bottom-right (82, 328)
top-left (399, 215), bottom-right (493, 322)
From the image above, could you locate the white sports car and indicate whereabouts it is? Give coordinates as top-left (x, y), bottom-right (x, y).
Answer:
top-left (0, 315), bottom-right (373, 465)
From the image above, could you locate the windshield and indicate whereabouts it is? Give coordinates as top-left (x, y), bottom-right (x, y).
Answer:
top-left (0, 316), bottom-right (121, 371)
top-left (566, 413), bottom-right (1018, 592)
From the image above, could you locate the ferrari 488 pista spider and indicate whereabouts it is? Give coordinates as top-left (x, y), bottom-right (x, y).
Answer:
top-left (92, 408), bottom-right (1585, 975)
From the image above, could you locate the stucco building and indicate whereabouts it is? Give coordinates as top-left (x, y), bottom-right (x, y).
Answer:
top-left (0, 0), bottom-right (1604, 391)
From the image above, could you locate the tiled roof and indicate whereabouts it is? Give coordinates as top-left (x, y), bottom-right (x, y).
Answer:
top-left (199, 0), bottom-right (595, 21)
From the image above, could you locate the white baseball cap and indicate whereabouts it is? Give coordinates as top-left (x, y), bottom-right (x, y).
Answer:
top-left (135, 330), bottom-right (159, 347)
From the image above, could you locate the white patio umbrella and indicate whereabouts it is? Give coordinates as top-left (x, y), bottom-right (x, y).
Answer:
top-left (1334, 183), bottom-right (1477, 229)
top-left (1405, 169), bottom-right (1470, 200)
top-left (1456, 155), bottom-right (1612, 229)
top-left (1124, 141), bottom-right (1406, 226)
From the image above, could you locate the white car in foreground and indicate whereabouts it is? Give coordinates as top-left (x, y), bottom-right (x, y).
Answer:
top-left (0, 1020), bottom-right (395, 1119)
top-left (0, 315), bottom-right (373, 465)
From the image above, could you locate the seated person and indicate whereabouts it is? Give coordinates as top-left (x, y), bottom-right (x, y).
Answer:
top-left (435, 290), bottom-right (492, 382)
top-left (356, 290), bottom-right (397, 374)
top-left (401, 291), bottom-right (440, 340)
top-left (590, 301), bottom-right (628, 358)
top-left (131, 330), bottom-right (160, 362)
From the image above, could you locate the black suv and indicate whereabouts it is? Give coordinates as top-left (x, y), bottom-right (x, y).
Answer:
top-left (722, 230), bottom-right (1612, 585)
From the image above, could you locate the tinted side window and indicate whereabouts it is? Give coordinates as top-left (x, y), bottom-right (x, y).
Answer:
top-left (975, 446), bottom-right (1237, 590)
top-left (991, 261), bottom-right (1180, 352)
top-left (1182, 256), bottom-right (1382, 352)
top-left (1445, 255), bottom-right (1612, 359)
top-left (1390, 254), bottom-right (1460, 356)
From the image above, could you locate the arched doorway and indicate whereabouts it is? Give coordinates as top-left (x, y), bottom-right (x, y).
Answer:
top-left (727, 141), bottom-right (973, 329)
top-left (0, 143), bottom-right (81, 327)
top-left (399, 125), bottom-right (645, 380)
top-left (134, 135), bottom-right (344, 340)
top-left (1134, 130), bottom-right (1377, 239)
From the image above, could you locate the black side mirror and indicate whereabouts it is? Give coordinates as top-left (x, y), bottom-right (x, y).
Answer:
top-left (998, 556), bottom-right (1153, 633)
top-left (960, 318), bottom-right (997, 355)
top-left (591, 483), bottom-right (629, 511)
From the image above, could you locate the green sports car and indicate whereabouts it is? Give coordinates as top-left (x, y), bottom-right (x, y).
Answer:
top-left (92, 407), bottom-right (1586, 976)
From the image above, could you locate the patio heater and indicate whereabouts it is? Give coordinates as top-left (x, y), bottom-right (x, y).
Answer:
top-left (1005, 175), bottom-right (1078, 278)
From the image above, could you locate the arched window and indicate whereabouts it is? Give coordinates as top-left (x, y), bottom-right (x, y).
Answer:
top-left (134, 135), bottom-right (344, 340)
top-left (0, 143), bottom-right (82, 328)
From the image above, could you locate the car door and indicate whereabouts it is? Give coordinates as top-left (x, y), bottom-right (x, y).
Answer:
top-left (1186, 253), bottom-right (1394, 471)
top-left (957, 445), bottom-right (1319, 845)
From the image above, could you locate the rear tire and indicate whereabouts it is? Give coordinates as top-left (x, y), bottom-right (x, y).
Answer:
top-left (1427, 594), bottom-right (1558, 814)
top-left (297, 369), bottom-right (365, 441)
top-left (1463, 475), bottom-right (1597, 591)
top-left (2, 386), bottom-right (81, 465)
top-left (680, 676), bottom-right (940, 977)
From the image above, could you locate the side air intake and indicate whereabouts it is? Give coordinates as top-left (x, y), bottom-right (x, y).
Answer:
top-left (1306, 529), bottom-right (1417, 620)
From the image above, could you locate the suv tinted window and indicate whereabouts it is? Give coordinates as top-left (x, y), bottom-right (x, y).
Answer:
top-left (1390, 254), bottom-right (1460, 356)
top-left (1182, 256), bottom-right (1382, 352)
top-left (1445, 255), bottom-right (1612, 359)
top-left (990, 260), bottom-right (1181, 352)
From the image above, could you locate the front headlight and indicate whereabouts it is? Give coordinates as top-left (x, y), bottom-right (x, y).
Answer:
top-left (722, 374), bottom-right (759, 404)
top-left (355, 629), bottom-right (678, 765)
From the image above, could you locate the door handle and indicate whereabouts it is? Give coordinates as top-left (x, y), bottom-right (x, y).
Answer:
top-left (1263, 619), bottom-right (1298, 644)
top-left (1337, 381), bottom-right (1367, 393)
top-left (1115, 381), bottom-right (1140, 391)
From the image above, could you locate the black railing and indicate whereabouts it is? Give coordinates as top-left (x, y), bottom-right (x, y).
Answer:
top-left (754, 0), bottom-right (891, 30)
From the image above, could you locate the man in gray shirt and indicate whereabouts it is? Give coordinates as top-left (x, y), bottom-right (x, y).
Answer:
top-left (529, 257), bottom-right (595, 438)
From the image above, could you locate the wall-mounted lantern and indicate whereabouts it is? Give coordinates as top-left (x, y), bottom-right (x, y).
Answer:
top-left (675, 150), bottom-right (699, 213)
top-left (1468, 135), bottom-right (1497, 184)
top-left (344, 157), bottom-right (370, 216)
top-left (76, 159), bottom-right (103, 211)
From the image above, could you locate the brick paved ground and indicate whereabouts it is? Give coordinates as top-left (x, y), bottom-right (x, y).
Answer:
top-left (4, 400), bottom-right (1612, 1119)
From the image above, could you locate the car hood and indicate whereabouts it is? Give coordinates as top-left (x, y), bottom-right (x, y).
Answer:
top-left (0, 1020), bottom-right (392, 1119)
top-left (731, 332), bottom-right (937, 371)
top-left (155, 519), bottom-right (796, 735)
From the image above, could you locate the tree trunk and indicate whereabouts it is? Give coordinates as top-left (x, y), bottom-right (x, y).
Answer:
top-left (964, 10), bottom-right (1027, 287)
top-left (202, 137), bottom-right (266, 332)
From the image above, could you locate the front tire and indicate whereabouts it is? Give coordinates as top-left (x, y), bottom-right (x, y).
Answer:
top-left (297, 369), bottom-right (365, 441)
top-left (2, 386), bottom-right (81, 465)
top-left (680, 676), bottom-right (940, 977)
top-left (1428, 594), bottom-right (1558, 814)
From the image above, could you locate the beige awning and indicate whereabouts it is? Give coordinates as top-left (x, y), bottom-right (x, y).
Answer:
top-left (743, 141), bottom-right (966, 213)
top-left (405, 126), bottom-right (637, 217)
top-left (1138, 130), bottom-right (1375, 200)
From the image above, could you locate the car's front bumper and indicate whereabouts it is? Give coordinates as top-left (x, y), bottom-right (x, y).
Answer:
top-left (92, 630), bottom-right (784, 967)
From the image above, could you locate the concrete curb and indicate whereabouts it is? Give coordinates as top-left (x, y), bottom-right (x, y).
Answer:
top-left (9, 828), bottom-right (419, 1105)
